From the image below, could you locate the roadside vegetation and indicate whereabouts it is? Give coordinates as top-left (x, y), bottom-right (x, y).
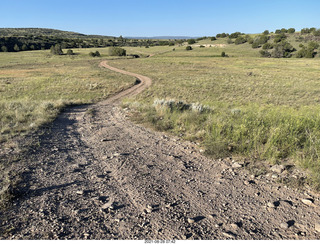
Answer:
top-left (115, 28), bottom-right (320, 189)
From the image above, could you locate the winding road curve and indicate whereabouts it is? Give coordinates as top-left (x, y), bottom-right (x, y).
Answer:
top-left (1, 61), bottom-right (320, 240)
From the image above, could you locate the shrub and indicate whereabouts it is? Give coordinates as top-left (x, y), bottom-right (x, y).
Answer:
top-left (187, 39), bottom-right (196, 45)
top-left (251, 35), bottom-right (269, 48)
top-left (274, 33), bottom-right (287, 43)
top-left (263, 30), bottom-right (270, 35)
top-left (1, 46), bottom-right (8, 52)
top-left (252, 42), bottom-right (260, 48)
top-left (186, 46), bottom-right (192, 51)
top-left (109, 47), bottom-right (126, 56)
top-left (50, 44), bottom-right (63, 55)
top-left (227, 39), bottom-right (233, 44)
top-left (312, 29), bottom-right (320, 36)
top-left (94, 51), bottom-right (101, 57)
top-left (216, 33), bottom-right (228, 38)
top-left (66, 49), bottom-right (74, 55)
top-left (221, 51), bottom-right (228, 57)
top-left (235, 36), bottom-right (246, 45)
top-left (262, 43), bottom-right (273, 50)
top-left (271, 41), bottom-right (295, 58)
top-left (308, 41), bottom-right (319, 50)
top-left (13, 44), bottom-right (20, 52)
top-left (229, 32), bottom-right (242, 39)
top-left (288, 28), bottom-right (295, 34)
top-left (296, 46), bottom-right (317, 58)
top-left (260, 50), bottom-right (271, 57)
top-left (211, 37), bottom-right (217, 41)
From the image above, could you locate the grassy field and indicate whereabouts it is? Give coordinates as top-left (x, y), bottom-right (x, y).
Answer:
top-left (0, 48), bottom-right (137, 141)
top-left (2, 37), bottom-right (320, 189)
top-left (109, 40), bottom-right (320, 188)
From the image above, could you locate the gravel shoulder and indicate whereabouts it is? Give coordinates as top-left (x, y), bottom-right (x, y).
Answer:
top-left (1, 61), bottom-right (320, 240)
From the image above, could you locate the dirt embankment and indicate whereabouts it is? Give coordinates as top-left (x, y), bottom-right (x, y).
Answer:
top-left (1, 61), bottom-right (320, 240)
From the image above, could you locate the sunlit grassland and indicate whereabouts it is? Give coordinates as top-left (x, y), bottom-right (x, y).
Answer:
top-left (0, 48), bottom-right (136, 141)
top-left (113, 42), bottom-right (320, 188)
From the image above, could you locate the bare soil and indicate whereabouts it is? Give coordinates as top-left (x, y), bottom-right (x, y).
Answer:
top-left (1, 61), bottom-right (320, 240)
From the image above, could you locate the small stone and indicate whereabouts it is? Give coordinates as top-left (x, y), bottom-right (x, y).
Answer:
top-left (76, 190), bottom-right (84, 195)
top-left (232, 162), bottom-right (242, 168)
top-left (230, 223), bottom-right (238, 229)
top-left (187, 218), bottom-right (195, 224)
top-left (146, 204), bottom-right (153, 209)
top-left (267, 202), bottom-right (276, 208)
top-left (222, 231), bottom-right (236, 238)
top-left (301, 198), bottom-right (313, 206)
top-left (280, 222), bottom-right (289, 229)
top-left (101, 201), bottom-right (113, 210)
top-left (208, 214), bottom-right (216, 219)
top-left (270, 164), bottom-right (285, 174)
top-left (315, 222), bottom-right (320, 232)
top-left (145, 208), bottom-right (152, 213)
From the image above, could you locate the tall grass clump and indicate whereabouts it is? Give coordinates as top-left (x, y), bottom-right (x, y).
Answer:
top-left (0, 100), bottom-right (66, 141)
top-left (129, 99), bottom-right (320, 189)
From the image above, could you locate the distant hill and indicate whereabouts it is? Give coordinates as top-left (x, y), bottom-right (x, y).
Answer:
top-left (0, 28), bottom-right (114, 39)
top-left (0, 28), bottom-right (188, 53)
top-left (125, 36), bottom-right (197, 40)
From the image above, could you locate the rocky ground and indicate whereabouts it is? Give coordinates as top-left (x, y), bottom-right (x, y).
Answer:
top-left (1, 61), bottom-right (320, 240)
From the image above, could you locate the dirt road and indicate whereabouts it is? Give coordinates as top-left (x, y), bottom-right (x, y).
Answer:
top-left (1, 60), bottom-right (320, 240)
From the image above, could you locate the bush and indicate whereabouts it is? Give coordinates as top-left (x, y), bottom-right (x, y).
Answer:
top-left (308, 41), bottom-right (319, 50)
top-left (260, 50), bottom-right (271, 57)
top-left (229, 32), bottom-right (242, 39)
top-left (262, 43), bottom-right (273, 50)
top-left (252, 42), bottom-right (260, 48)
top-left (312, 29), bottom-right (320, 36)
top-left (234, 36), bottom-right (246, 45)
top-left (66, 49), bottom-right (74, 55)
top-left (109, 47), bottom-right (126, 56)
top-left (1, 46), bottom-right (8, 52)
top-left (271, 41), bottom-right (295, 58)
top-left (263, 30), bottom-right (270, 35)
top-left (216, 33), bottom-right (228, 38)
top-left (274, 33), bottom-right (287, 43)
top-left (50, 44), bottom-right (63, 55)
top-left (251, 35), bottom-right (269, 48)
top-left (227, 39), bottom-right (233, 44)
top-left (221, 51), bottom-right (228, 57)
top-left (89, 51), bottom-right (101, 57)
top-left (187, 39), bottom-right (196, 45)
top-left (211, 37), bottom-right (217, 41)
top-left (288, 28), bottom-right (295, 34)
top-left (186, 46), bottom-right (192, 51)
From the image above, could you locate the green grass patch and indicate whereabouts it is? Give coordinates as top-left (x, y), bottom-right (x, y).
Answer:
top-left (0, 48), bottom-right (136, 141)
top-left (119, 42), bottom-right (320, 189)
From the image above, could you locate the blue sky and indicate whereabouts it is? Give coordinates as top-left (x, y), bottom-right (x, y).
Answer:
top-left (1, 0), bottom-right (320, 37)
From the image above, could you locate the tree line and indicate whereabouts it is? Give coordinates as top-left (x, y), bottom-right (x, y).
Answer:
top-left (213, 27), bottom-right (320, 58)
top-left (0, 35), bottom-right (185, 53)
